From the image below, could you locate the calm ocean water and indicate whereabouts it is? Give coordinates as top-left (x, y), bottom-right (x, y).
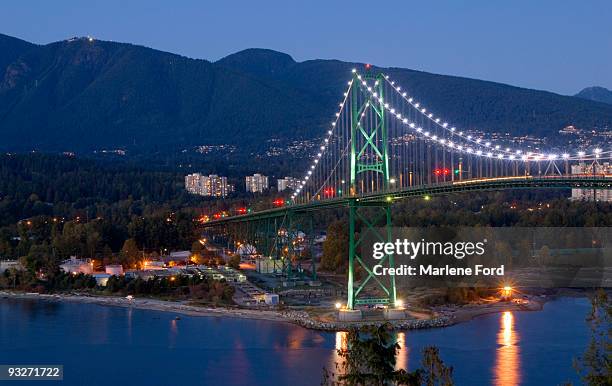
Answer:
top-left (0, 297), bottom-right (590, 385)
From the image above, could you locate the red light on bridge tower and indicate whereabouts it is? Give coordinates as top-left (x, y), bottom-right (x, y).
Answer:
top-left (433, 168), bottom-right (450, 176)
top-left (273, 199), bottom-right (285, 207)
top-left (365, 63), bottom-right (372, 71)
top-left (323, 187), bottom-right (335, 197)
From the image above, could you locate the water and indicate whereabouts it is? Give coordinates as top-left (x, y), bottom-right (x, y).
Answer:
top-left (0, 297), bottom-right (591, 386)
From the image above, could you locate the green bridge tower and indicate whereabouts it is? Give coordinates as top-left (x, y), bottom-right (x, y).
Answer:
top-left (346, 70), bottom-right (397, 310)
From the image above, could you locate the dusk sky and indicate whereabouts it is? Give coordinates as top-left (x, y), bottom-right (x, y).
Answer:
top-left (2, 0), bottom-right (610, 95)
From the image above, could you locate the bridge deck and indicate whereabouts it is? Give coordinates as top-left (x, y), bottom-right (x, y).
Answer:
top-left (202, 175), bottom-right (612, 226)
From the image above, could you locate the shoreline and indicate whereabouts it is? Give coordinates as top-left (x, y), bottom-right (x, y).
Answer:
top-left (0, 290), bottom-right (550, 331)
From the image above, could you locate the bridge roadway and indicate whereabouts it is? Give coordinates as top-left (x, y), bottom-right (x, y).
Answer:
top-left (202, 175), bottom-right (612, 226)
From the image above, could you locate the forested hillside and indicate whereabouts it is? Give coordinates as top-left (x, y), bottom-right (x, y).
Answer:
top-left (1, 33), bottom-right (612, 154)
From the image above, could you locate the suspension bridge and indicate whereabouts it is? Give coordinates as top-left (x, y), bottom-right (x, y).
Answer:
top-left (203, 67), bottom-right (612, 314)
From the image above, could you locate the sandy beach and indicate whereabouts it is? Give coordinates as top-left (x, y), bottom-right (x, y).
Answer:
top-left (0, 290), bottom-right (289, 321)
top-left (0, 290), bottom-right (547, 331)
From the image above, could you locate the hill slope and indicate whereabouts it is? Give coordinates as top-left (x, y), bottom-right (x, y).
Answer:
top-left (1, 33), bottom-right (612, 154)
top-left (575, 86), bottom-right (612, 105)
top-left (0, 35), bottom-right (323, 152)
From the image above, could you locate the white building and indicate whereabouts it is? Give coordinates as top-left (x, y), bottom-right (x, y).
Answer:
top-left (105, 265), bottom-right (124, 276)
top-left (246, 174), bottom-right (269, 193)
top-left (60, 257), bottom-right (93, 275)
top-left (571, 162), bottom-right (612, 202)
top-left (277, 177), bottom-right (300, 192)
top-left (0, 260), bottom-right (22, 273)
top-left (185, 173), bottom-right (233, 197)
top-left (185, 173), bottom-right (203, 194)
top-left (169, 251), bottom-right (191, 261)
top-left (264, 293), bottom-right (279, 305)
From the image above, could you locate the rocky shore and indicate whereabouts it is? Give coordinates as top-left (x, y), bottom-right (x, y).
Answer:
top-left (281, 309), bottom-right (454, 331)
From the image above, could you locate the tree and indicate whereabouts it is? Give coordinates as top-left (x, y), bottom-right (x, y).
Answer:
top-left (86, 230), bottom-right (102, 258)
top-left (321, 221), bottom-right (348, 273)
top-left (420, 347), bottom-right (454, 386)
top-left (120, 238), bottom-right (140, 268)
top-left (228, 254), bottom-right (241, 269)
top-left (191, 240), bottom-right (204, 254)
top-left (322, 324), bottom-right (453, 386)
top-left (190, 240), bottom-right (205, 264)
top-left (574, 289), bottom-right (611, 385)
top-left (21, 243), bottom-right (55, 275)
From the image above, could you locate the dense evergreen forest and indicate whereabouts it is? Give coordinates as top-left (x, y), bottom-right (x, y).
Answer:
top-left (0, 154), bottom-right (201, 263)
top-left (0, 153), bottom-right (191, 223)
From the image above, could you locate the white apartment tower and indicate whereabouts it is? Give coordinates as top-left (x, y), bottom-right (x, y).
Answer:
top-left (185, 173), bottom-right (232, 198)
top-left (277, 177), bottom-right (300, 192)
top-left (246, 173), bottom-right (269, 193)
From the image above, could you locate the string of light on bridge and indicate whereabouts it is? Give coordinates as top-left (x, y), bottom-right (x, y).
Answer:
top-left (357, 70), bottom-right (609, 162)
top-left (292, 69), bottom-right (611, 203)
top-left (292, 77), bottom-right (354, 200)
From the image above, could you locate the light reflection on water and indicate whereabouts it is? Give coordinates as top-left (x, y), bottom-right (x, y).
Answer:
top-left (395, 332), bottom-right (409, 370)
top-left (331, 330), bottom-right (348, 372)
top-left (332, 312), bottom-right (519, 385)
top-left (169, 318), bottom-right (178, 348)
top-left (0, 297), bottom-right (591, 386)
top-left (495, 311), bottom-right (520, 386)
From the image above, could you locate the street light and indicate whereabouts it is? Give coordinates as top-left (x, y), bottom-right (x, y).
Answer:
top-left (501, 286), bottom-right (513, 299)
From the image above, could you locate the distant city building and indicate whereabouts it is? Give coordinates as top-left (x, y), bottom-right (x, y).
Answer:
top-left (185, 173), bottom-right (233, 197)
top-left (571, 162), bottom-right (612, 202)
top-left (277, 177), bottom-right (300, 192)
top-left (185, 173), bottom-right (205, 195)
top-left (246, 174), bottom-right (269, 193)
top-left (559, 125), bottom-right (580, 135)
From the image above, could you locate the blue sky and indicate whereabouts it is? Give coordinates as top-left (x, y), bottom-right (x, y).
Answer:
top-left (2, 0), bottom-right (610, 95)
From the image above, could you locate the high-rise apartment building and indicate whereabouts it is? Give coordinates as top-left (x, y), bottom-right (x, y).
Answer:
top-left (246, 173), bottom-right (269, 193)
top-left (185, 173), bottom-right (233, 197)
top-left (277, 177), bottom-right (300, 192)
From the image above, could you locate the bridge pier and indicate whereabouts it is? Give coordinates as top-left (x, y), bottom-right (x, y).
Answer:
top-left (337, 309), bottom-right (363, 322)
top-left (383, 307), bottom-right (407, 320)
top-left (346, 199), bottom-right (397, 310)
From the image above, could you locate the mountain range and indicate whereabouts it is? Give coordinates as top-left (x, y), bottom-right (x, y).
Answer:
top-left (1, 33), bottom-right (611, 154)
